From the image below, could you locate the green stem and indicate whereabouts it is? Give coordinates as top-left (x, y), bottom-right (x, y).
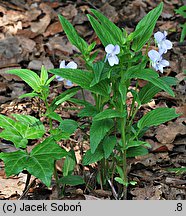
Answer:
top-left (53, 161), bottom-right (61, 197)
top-left (120, 117), bottom-right (128, 200)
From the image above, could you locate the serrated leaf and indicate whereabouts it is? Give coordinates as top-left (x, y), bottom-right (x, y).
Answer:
top-left (93, 109), bottom-right (126, 121)
top-left (125, 67), bottom-right (175, 97)
top-left (90, 61), bottom-right (104, 87)
top-left (0, 114), bottom-right (45, 148)
top-left (59, 175), bottom-right (85, 186)
top-left (126, 140), bottom-right (151, 150)
top-left (139, 77), bottom-right (177, 104)
top-left (137, 108), bottom-right (180, 129)
top-left (12, 114), bottom-right (45, 139)
top-left (47, 112), bottom-right (62, 122)
top-left (58, 14), bottom-right (88, 53)
top-left (63, 150), bottom-right (76, 176)
top-left (50, 87), bottom-right (80, 111)
top-left (119, 82), bottom-right (127, 105)
top-left (0, 138), bottom-right (68, 187)
top-left (59, 119), bottom-right (78, 135)
top-left (90, 9), bottom-right (124, 45)
top-left (87, 14), bottom-right (116, 47)
top-left (49, 68), bottom-right (110, 97)
top-left (132, 3), bottom-right (163, 51)
top-left (7, 69), bottom-right (41, 92)
top-left (126, 146), bottom-right (148, 157)
top-left (27, 138), bottom-right (68, 187)
top-left (90, 119), bottom-right (114, 153)
top-left (102, 136), bottom-right (117, 159)
top-left (82, 148), bottom-right (104, 165)
top-left (0, 150), bottom-right (28, 176)
top-left (78, 104), bottom-right (98, 118)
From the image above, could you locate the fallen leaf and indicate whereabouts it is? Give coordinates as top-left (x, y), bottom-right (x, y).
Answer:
top-left (28, 57), bottom-right (54, 71)
top-left (31, 14), bottom-right (51, 35)
top-left (43, 21), bottom-right (63, 37)
top-left (155, 122), bottom-right (186, 144)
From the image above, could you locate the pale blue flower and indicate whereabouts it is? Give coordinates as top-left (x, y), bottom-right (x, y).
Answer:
top-left (148, 49), bottom-right (169, 73)
top-left (56, 60), bottom-right (77, 86)
top-left (105, 44), bottom-right (120, 66)
top-left (154, 31), bottom-right (172, 53)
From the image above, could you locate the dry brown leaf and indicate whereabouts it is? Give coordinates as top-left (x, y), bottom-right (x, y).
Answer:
top-left (61, 4), bottom-right (78, 20)
top-left (28, 57), bottom-right (54, 71)
top-left (155, 122), bottom-right (186, 144)
top-left (131, 184), bottom-right (162, 200)
top-left (31, 14), bottom-right (51, 35)
top-left (43, 21), bottom-right (63, 37)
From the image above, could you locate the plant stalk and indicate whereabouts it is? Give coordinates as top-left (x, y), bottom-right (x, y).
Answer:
top-left (120, 117), bottom-right (128, 200)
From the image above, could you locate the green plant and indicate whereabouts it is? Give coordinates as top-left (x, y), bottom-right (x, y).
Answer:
top-left (0, 66), bottom-right (84, 195)
top-left (49, 3), bottom-right (180, 199)
top-left (175, 5), bottom-right (186, 42)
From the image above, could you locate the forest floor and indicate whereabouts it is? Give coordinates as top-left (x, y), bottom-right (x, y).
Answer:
top-left (0, 0), bottom-right (185, 200)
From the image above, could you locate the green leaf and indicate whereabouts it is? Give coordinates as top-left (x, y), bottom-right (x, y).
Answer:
top-left (90, 9), bottom-right (124, 45)
top-left (19, 92), bottom-right (39, 99)
top-left (102, 136), bottom-right (117, 159)
top-left (50, 68), bottom-right (92, 89)
top-left (27, 137), bottom-right (68, 187)
top-left (0, 150), bottom-right (28, 176)
top-left (50, 128), bottom-right (70, 141)
top-left (49, 68), bottom-right (110, 97)
top-left (82, 148), bottom-right (104, 165)
top-left (59, 119), bottom-right (78, 135)
top-left (0, 114), bottom-right (45, 148)
top-left (12, 114), bottom-right (45, 139)
top-left (180, 22), bottom-right (186, 42)
top-left (119, 82), bottom-right (127, 105)
top-left (47, 112), bottom-right (62, 122)
top-left (0, 138), bottom-right (68, 187)
top-left (78, 104), bottom-right (98, 118)
top-left (114, 177), bottom-right (125, 185)
top-left (40, 65), bottom-right (48, 85)
top-left (139, 77), bottom-right (177, 104)
top-left (125, 67), bottom-right (175, 97)
top-left (90, 61), bottom-right (104, 87)
top-left (87, 14), bottom-right (116, 47)
top-left (116, 166), bottom-right (124, 179)
top-left (137, 108), bottom-right (180, 129)
top-left (93, 109), bottom-right (126, 121)
top-left (126, 140), bottom-right (151, 150)
top-left (7, 69), bottom-right (41, 92)
top-left (175, 6), bottom-right (186, 19)
top-left (63, 150), bottom-right (76, 176)
top-left (132, 2), bottom-right (163, 51)
top-left (58, 14), bottom-right (88, 53)
top-left (90, 119), bottom-right (114, 153)
top-left (50, 87), bottom-right (80, 111)
top-left (127, 146), bottom-right (148, 157)
top-left (59, 175), bottom-right (85, 186)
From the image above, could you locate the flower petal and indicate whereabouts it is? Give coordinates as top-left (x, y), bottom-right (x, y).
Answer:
top-left (113, 45), bottom-right (120, 55)
top-left (66, 80), bottom-right (73, 86)
top-left (164, 40), bottom-right (172, 50)
top-left (105, 44), bottom-right (115, 54)
top-left (108, 55), bottom-right (119, 66)
top-left (60, 60), bottom-right (66, 68)
top-left (154, 31), bottom-right (164, 43)
top-left (148, 50), bottom-right (160, 62)
top-left (66, 61), bottom-right (77, 69)
top-left (56, 75), bottom-right (64, 81)
top-left (161, 59), bottom-right (169, 67)
top-left (158, 64), bottom-right (164, 73)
